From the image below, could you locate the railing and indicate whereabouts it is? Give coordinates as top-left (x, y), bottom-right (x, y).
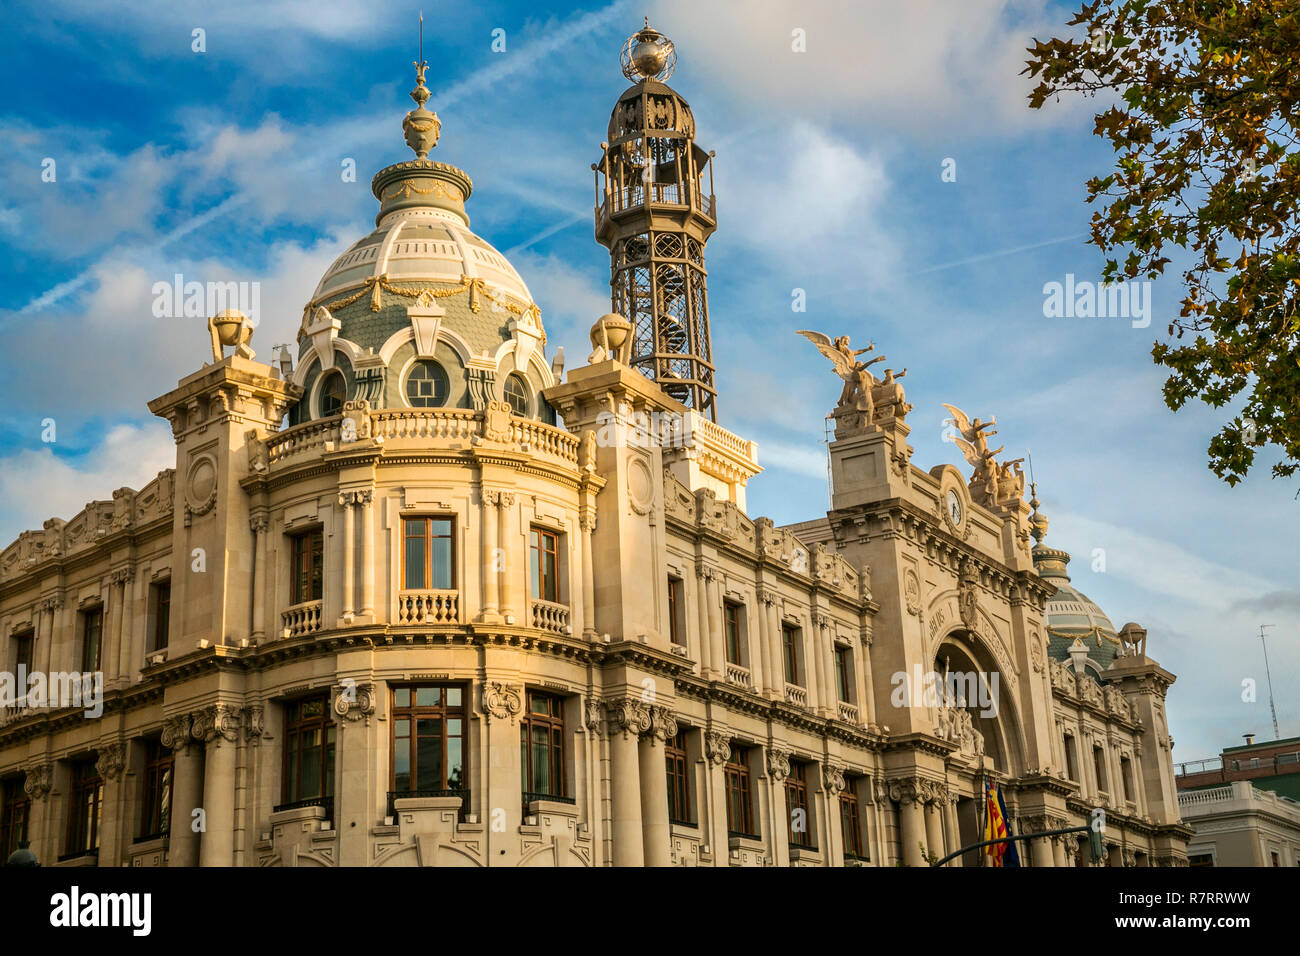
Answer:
top-left (1176, 757), bottom-right (1223, 776)
top-left (387, 788), bottom-right (469, 820)
top-left (530, 599), bottom-right (570, 634)
top-left (511, 419), bottom-right (580, 465)
top-left (396, 590), bottom-right (459, 625)
top-left (837, 701), bottom-right (859, 723)
top-left (784, 685), bottom-right (808, 708)
top-left (372, 408), bottom-right (478, 442)
top-left (693, 414), bottom-right (758, 461)
top-left (523, 792), bottom-right (575, 813)
top-left (599, 183), bottom-right (716, 220)
top-left (725, 663), bottom-right (752, 689)
top-left (273, 796), bottom-right (334, 816)
top-left (1177, 786), bottom-right (1234, 807)
top-left (281, 600), bottom-right (323, 637)
top-left (265, 417), bottom-right (340, 464)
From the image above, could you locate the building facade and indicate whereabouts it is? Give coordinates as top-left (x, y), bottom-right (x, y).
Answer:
top-left (0, 25), bottom-right (1190, 868)
top-left (1179, 781), bottom-right (1300, 867)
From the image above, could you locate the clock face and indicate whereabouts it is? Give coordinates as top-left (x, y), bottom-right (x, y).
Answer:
top-left (946, 489), bottom-right (963, 526)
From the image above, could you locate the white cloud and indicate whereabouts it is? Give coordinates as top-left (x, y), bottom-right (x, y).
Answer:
top-left (0, 423), bottom-right (176, 547)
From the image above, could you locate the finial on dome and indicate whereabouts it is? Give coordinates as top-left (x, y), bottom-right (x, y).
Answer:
top-left (403, 12), bottom-right (441, 159)
top-left (1029, 481), bottom-right (1049, 545)
top-left (621, 19), bottom-right (676, 82)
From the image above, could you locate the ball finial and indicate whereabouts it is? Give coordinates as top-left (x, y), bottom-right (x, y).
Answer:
top-left (620, 20), bottom-right (676, 82)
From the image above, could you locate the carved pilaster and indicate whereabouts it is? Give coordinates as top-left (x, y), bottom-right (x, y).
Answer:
top-left (584, 696), bottom-right (604, 735)
top-left (766, 746), bottom-right (792, 782)
top-left (331, 682), bottom-right (376, 724)
top-left (243, 705), bottom-right (265, 742)
top-left (160, 714), bottom-right (194, 754)
top-left (191, 703), bottom-right (241, 744)
top-left (609, 697), bottom-right (652, 739)
top-left (482, 681), bottom-right (524, 722)
top-left (22, 762), bottom-right (52, 800)
top-left (823, 763), bottom-right (847, 795)
top-left (646, 705), bottom-right (678, 742)
top-left (95, 742), bottom-right (125, 781)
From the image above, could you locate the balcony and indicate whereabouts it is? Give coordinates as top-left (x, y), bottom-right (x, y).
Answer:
top-left (387, 788), bottom-right (469, 820)
top-left (837, 701), bottom-right (859, 723)
top-left (725, 662), bottom-right (752, 689)
top-left (598, 182), bottom-right (716, 224)
top-left (530, 599), bottom-right (571, 634)
top-left (273, 796), bottom-right (334, 816)
top-left (281, 600), bottom-right (322, 637)
top-left (396, 589), bottom-right (459, 625)
top-left (784, 684), bottom-right (808, 708)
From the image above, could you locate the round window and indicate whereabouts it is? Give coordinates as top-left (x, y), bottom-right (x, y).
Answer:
top-left (503, 373), bottom-right (530, 415)
top-left (319, 371), bottom-right (346, 417)
top-left (405, 361), bottom-right (450, 408)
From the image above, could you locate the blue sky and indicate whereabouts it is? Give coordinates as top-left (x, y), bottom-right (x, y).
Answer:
top-left (0, 0), bottom-right (1296, 761)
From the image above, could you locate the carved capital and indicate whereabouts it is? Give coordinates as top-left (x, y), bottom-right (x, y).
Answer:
top-left (705, 730), bottom-right (731, 765)
top-left (23, 762), bottom-right (53, 799)
top-left (244, 704), bottom-right (265, 742)
top-left (823, 763), bottom-right (847, 795)
top-left (609, 697), bottom-right (652, 738)
top-left (766, 746), bottom-right (792, 782)
top-left (249, 514), bottom-right (269, 534)
top-left (647, 705), bottom-right (678, 742)
top-left (332, 682), bottom-right (376, 723)
top-left (584, 696), bottom-right (604, 734)
top-left (95, 742), bottom-right (126, 781)
top-left (496, 491), bottom-right (516, 509)
top-left (755, 586), bottom-right (777, 607)
top-left (192, 703), bottom-right (241, 744)
top-left (482, 681), bottom-right (524, 722)
top-left (160, 714), bottom-right (193, 754)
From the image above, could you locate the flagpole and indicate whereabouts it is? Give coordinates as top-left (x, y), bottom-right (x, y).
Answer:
top-left (977, 759), bottom-right (986, 868)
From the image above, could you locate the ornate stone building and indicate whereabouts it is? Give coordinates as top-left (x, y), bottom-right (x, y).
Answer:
top-left (0, 24), bottom-right (1189, 867)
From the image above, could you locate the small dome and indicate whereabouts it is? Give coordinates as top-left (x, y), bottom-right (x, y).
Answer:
top-left (1034, 543), bottom-right (1122, 673)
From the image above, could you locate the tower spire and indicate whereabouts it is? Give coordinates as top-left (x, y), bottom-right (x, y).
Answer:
top-left (595, 22), bottom-right (718, 420)
top-left (402, 12), bottom-right (441, 159)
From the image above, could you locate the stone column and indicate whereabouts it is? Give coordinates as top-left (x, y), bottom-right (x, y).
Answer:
top-left (766, 599), bottom-right (783, 695)
top-left (195, 704), bottom-right (241, 867)
top-left (893, 780), bottom-right (925, 867)
top-left (480, 490), bottom-right (499, 618)
top-left (639, 706), bottom-right (676, 866)
top-left (162, 714), bottom-right (202, 867)
top-left (694, 566), bottom-right (713, 675)
top-left (496, 492), bottom-right (515, 621)
top-left (94, 743), bottom-right (127, 865)
top-left (704, 731), bottom-right (731, 860)
top-left (944, 794), bottom-right (963, 867)
top-left (579, 510), bottom-right (596, 638)
top-left (767, 748), bottom-right (791, 866)
top-left (359, 490), bottom-right (375, 617)
top-left (923, 789), bottom-right (945, 861)
top-left (755, 587), bottom-right (775, 698)
top-left (816, 613), bottom-right (836, 716)
top-left (339, 492), bottom-right (355, 621)
top-left (705, 575), bottom-right (723, 679)
top-left (250, 515), bottom-right (268, 640)
top-left (21, 763), bottom-right (53, 864)
top-left (609, 699), bottom-right (646, 866)
top-left (333, 683), bottom-right (378, 866)
top-left (823, 764), bottom-right (847, 865)
top-left (1033, 834), bottom-right (1054, 868)
top-left (113, 571), bottom-right (134, 685)
top-left (1053, 832), bottom-right (1068, 867)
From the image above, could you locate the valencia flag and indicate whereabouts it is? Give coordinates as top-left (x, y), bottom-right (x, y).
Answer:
top-left (983, 777), bottom-right (1021, 867)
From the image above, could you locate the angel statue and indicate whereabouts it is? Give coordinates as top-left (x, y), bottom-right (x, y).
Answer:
top-left (797, 331), bottom-right (887, 431)
top-left (942, 404), bottom-right (1004, 502)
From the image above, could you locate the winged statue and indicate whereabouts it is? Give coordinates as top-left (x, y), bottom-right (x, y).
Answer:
top-left (798, 331), bottom-right (887, 431)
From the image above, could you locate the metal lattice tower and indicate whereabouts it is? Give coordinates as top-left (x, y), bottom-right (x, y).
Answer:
top-left (592, 21), bottom-right (718, 420)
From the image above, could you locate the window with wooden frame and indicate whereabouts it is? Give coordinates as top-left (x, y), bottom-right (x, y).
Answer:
top-left (667, 576), bottom-right (685, 645)
top-left (1063, 734), bottom-right (1078, 782)
top-left (782, 623), bottom-right (801, 686)
top-left (11, 628), bottom-right (33, 675)
top-left (138, 739), bottom-right (172, 841)
top-left (1093, 746), bottom-right (1108, 792)
top-left (724, 744), bottom-right (755, 838)
top-left (282, 696), bottom-right (336, 808)
top-left (520, 690), bottom-right (566, 804)
top-left (290, 529), bottom-right (324, 604)
top-left (1120, 755), bottom-right (1134, 803)
top-left (149, 581), bottom-right (170, 653)
top-left (785, 761), bottom-right (813, 848)
top-left (0, 776), bottom-right (29, 859)
top-left (724, 601), bottom-right (744, 665)
top-left (391, 685), bottom-right (465, 798)
top-left (529, 526), bottom-right (560, 603)
top-left (80, 607), bottom-right (103, 673)
top-left (665, 730), bottom-right (691, 825)
top-left (834, 644), bottom-right (853, 702)
top-left (840, 781), bottom-right (867, 861)
top-left (403, 517), bottom-right (454, 591)
top-left (64, 758), bottom-right (102, 858)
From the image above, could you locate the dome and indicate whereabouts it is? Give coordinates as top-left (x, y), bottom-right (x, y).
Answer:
top-left (287, 70), bottom-right (553, 429)
top-left (1033, 542), bottom-right (1122, 674)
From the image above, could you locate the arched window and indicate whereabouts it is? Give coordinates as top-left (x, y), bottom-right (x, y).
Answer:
top-left (503, 373), bottom-right (530, 415)
top-left (319, 371), bottom-right (346, 417)
top-left (405, 361), bottom-right (450, 408)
